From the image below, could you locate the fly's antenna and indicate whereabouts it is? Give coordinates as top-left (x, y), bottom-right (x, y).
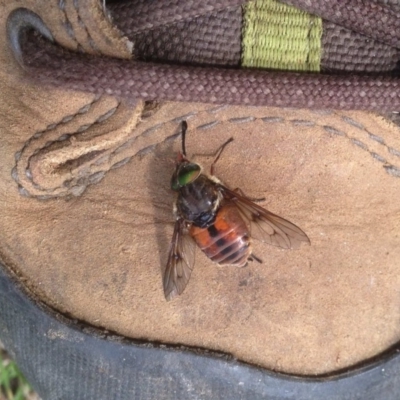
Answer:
top-left (181, 120), bottom-right (188, 157)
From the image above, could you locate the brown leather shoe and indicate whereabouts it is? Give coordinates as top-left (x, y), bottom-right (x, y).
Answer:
top-left (1, 1), bottom-right (400, 399)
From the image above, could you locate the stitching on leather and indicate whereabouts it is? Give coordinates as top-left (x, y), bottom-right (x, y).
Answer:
top-left (17, 96), bottom-right (101, 159)
top-left (58, 0), bottom-right (78, 44)
top-left (197, 121), bottom-right (220, 130)
top-left (388, 147), bottom-right (400, 157)
top-left (12, 96), bottom-right (108, 198)
top-left (340, 113), bottom-right (399, 167)
top-left (341, 116), bottom-right (365, 130)
top-left (12, 106), bottom-right (400, 200)
top-left (81, 111), bottom-right (400, 179)
top-left (323, 126), bottom-right (345, 136)
top-left (12, 97), bottom-right (148, 200)
top-left (383, 165), bottom-right (400, 177)
top-left (291, 120), bottom-right (316, 127)
top-left (132, 109), bottom-right (400, 183)
top-left (368, 133), bottom-right (385, 145)
top-left (171, 112), bottom-right (198, 123)
top-left (73, 0), bottom-right (101, 54)
top-left (228, 116), bottom-right (256, 124)
top-left (58, 0), bottom-right (100, 53)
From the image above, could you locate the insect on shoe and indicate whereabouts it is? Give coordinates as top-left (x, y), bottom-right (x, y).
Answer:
top-left (165, 121), bottom-right (310, 300)
top-left (1, 1), bottom-right (400, 399)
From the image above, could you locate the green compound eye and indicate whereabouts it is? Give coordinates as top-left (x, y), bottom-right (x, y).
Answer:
top-left (171, 163), bottom-right (201, 190)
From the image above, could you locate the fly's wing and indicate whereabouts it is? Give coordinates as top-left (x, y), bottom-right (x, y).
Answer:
top-left (219, 185), bottom-right (310, 249)
top-left (163, 218), bottom-right (196, 301)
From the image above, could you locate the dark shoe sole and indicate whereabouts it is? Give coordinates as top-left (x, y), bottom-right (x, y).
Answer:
top-left (0, 262), bottom-right (399, 400)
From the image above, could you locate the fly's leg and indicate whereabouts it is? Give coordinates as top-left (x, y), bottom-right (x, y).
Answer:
top-left (210, 137), bottom-right (234, 175)
top-left (248, 253), bottom-right (263, 264)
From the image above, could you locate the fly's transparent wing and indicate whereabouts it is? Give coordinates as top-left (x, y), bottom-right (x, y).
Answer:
top-left (163, 218), bottom-right (196, 301)
top-left (219, 185), bottom-right (310, 249)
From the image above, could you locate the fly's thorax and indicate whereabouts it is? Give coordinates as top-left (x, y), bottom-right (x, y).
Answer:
top-left (176, 174), bottom-right (222, 227)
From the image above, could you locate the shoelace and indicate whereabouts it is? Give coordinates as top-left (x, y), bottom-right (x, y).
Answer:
top-left (7, 0), bottom-right (400, 111)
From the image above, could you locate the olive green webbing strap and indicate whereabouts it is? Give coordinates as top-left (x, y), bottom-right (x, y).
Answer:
top-left (242, 0), bottom-right (322, 71)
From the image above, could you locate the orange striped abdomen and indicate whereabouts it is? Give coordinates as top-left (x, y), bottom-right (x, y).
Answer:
top-left (189, 203), bottom-right (251, 266)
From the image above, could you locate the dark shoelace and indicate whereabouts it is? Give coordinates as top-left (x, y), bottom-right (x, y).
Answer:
top-left (7, 0), bottom-right (400, 111)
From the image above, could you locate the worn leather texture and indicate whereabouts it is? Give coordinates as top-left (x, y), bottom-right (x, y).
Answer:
top-left (1, 0), bottom-right (400, 378)
top-left (2, 264), bottom-right (400, 400)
